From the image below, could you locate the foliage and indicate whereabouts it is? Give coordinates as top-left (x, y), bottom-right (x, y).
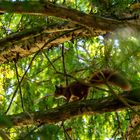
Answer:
top-left (0, 0), bottom-right (139, 139)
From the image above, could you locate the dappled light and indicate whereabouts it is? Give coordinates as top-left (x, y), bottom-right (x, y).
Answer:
top-left (0, 0), bottom-right (139, 139)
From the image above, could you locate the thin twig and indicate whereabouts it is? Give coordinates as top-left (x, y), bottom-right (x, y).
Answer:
top-left (5, 53), bottom-right (37, 114)
top-left (43, 51), bottom-right (57, 73)
top-left (14, 60), bottom-right (25, 112)
top-left (5, 28), bottom-right (80, 114)
top-left (100, 72), bottom-right (140, 116)
top-left (61, 121), bottom-right (72, 140)
top-left (62, 45), bottom-right (68, 86)
top-left (20, 123), bottom-right (43, 140)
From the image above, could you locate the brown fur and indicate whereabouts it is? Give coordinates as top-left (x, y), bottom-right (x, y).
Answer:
top-left (55, 69), bottom-right (131, 102)
top-left (55, 81), bottom-right (89, 102)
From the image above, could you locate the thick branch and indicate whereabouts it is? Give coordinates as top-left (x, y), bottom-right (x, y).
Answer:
top-left (0, 1), bottom-right (140, 31)
top-left (0, 22), bottom-right (93, 63)
top-left (5, 89), bottom-right (140, 128)
top-left (0, 2), bottom-right (140, 63)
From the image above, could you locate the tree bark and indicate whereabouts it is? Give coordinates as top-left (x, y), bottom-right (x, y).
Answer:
top-left (0, 22), bottom-right (93, 63)
top-left (3, 88), bottom-right (140, 128)
top-left (0, 1), bottom-right (140, 31)
top-left (0, 1), bottom-right (140, 63)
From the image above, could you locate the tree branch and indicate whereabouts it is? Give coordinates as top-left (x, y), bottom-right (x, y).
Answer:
top-left (0, 1), bottom-right (140, 31)
top-left (4, 88), bottom-right (140, 128)
top-left (0, 23), bottom-right (90, 63)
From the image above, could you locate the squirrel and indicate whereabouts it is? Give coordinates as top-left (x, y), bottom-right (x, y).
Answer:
top-left (54, 69), bottom-right (131, 102)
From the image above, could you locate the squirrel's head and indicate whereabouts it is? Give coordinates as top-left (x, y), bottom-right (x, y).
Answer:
top-left (54, 85), bottom-right (66, 99)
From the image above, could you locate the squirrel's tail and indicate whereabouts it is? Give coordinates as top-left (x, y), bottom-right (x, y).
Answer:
top-left (89, 69), bottom-right (131, 91)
